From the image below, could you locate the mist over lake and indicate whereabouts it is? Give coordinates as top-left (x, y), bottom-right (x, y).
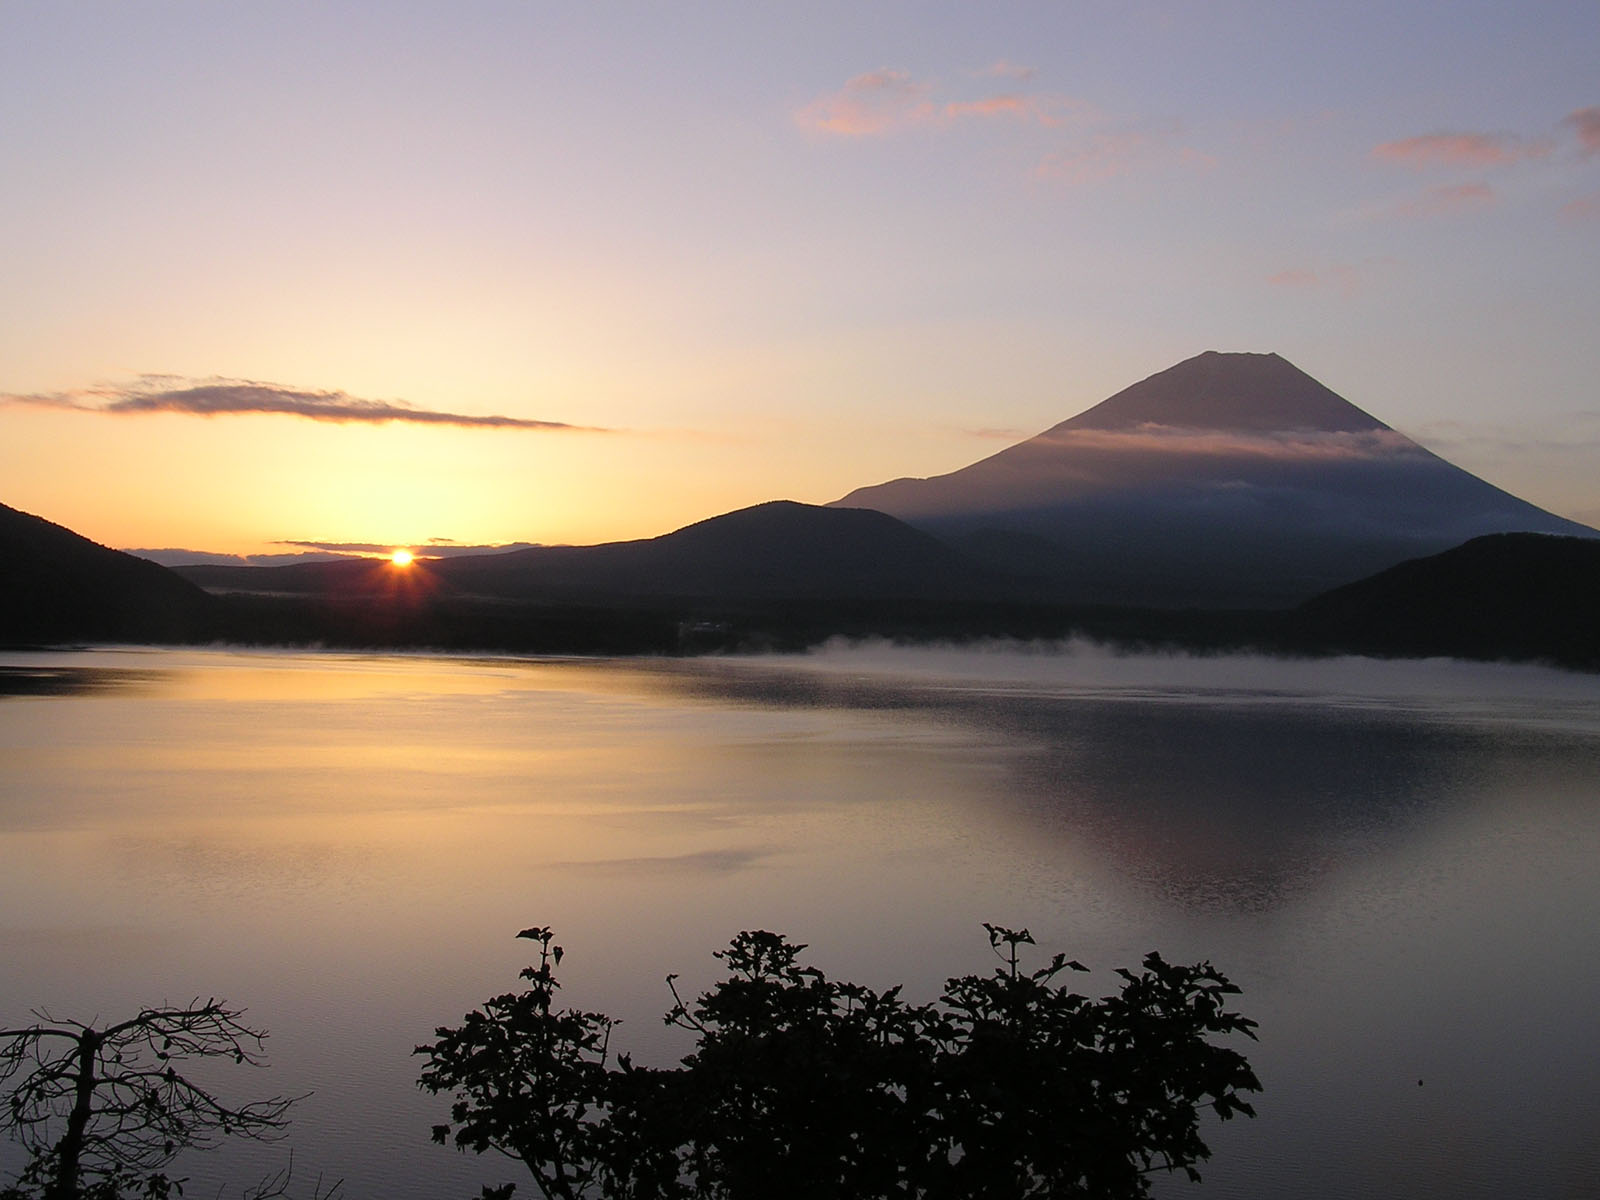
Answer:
top-left (3, 644), bottom-right (1598, 1199)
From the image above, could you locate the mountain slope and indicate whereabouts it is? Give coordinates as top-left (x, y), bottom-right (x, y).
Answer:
top-left (834, 351), bottom-right (1592, 607)
top-left (179, 501), bottom-right (1003, 603)
top-left (440, 500), bottom-right (996, 600)
top-left (0, 502), bottom-right (216, 643)
top-left (1294, 533), bottom-right (1600, 667)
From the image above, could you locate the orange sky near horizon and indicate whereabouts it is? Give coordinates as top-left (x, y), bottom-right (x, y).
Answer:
top-left (3, 3), bottom-right (1597, 556)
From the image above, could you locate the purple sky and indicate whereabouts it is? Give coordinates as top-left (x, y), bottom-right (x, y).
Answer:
top-left (2, 1), bottom-right (1596, 554)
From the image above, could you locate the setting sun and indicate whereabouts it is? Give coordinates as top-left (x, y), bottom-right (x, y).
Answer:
top-left (389, 548), bottom-right (414, 567)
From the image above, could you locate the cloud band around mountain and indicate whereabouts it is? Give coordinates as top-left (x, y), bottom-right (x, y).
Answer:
top-left (3, 376), bottom-right (606, 432)
top-left (1038, 425), bottom-right (1424, 462)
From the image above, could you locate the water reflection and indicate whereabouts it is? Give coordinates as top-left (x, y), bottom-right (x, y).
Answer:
top-left (1, 646), bottom-right (1598, 1200)
top-left (616, 653), bottom-right (1600, 915)
top-left (554, 846), bottom-right (776, 874)
top-left (0, 663), bottom-right (169, 697)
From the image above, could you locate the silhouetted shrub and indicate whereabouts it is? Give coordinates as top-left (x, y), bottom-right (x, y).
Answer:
top-left (417, 925), bottom-right (1259, 1199)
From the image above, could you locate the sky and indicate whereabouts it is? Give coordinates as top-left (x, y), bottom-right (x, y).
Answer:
top-left (2, 1), bottom-right (1597, 559)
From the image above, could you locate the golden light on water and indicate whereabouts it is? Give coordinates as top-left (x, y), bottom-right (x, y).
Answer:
top-left (390, 548), bottom-right (414, 567)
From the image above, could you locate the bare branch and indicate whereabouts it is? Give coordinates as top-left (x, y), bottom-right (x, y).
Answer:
top-left (0, 999), bottom-right (306, 1199)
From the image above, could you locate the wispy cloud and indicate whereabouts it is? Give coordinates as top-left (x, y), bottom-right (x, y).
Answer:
top-left (974, 60), bottom-right (1036, 82)
top-left (279, 538), bottom-right (539, 558)
top-left (1560, 193), bottom-right (1600, 221)
top-left (1340, 180), bottom-right (1497, 224)
top-left (948, 93), bottom-right (1090, 126)
top-left (1408, 413), bottom-right (1600, 458)
top-left (1566, 106), bottom-right (1600, 154)
top-left (1034, 131), bottom-right (1213, 188)
top-left (1034, 131), bottom-right (1150, 185)
top-left (959, 425), bottom-right (1032, 441)
top-left (1267, 257), bottom-right (1395, 294)
top-left (1266, 265), bottom-right (1363, 295)
top-left (2, 376), bottom-right (605, 431)
top-left (1404, 413), bottom-right (1600, 528)
top-left (1265, 268), bottom-right (1318, 290)
top-left (1230, 112), bottom-right (1338, 154)
top-left (943, 94), bottom-right (1035, 121)
top-left (795, 68), bottom-right (1089, 137)
top-left (1393, 181), bottom-right (1496, 218)
top-left (1371, 131), bottom-right (1550, 169)
top-left (794, 65), bottom-right (1205, 192)
top-left (280, 540), bottom-right (414, 554)
top-left (796, 68), bottom-right (933, 136)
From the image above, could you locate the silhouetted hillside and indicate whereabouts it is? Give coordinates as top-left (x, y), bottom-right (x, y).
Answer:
top-left (181, 501), bottom-right (1007, 603)
top-left (0, 502), bottom-right (216, 644)
top-left (1294, 533), bottom-right (1600, 668)
top-left (178, 554), bottom-right (425, 597)
top-left (14, 494), bottom-right (1600, 669)
top-left (442, 500), bottom-right (1009, 600)
top-left (836, 352), bottom-right (1593, 608)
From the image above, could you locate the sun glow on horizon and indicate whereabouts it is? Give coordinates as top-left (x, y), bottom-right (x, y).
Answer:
top-left (389, 548), bottom-right (414, 567)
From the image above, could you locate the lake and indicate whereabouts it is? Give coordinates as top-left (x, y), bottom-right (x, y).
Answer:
top-left (2, 643), bottom-right (1598, 1198)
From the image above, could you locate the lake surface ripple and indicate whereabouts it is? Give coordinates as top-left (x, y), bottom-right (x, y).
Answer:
top-left (2, 644), bottom-right (1597, 1198)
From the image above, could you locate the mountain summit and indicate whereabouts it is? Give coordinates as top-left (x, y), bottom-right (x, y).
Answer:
top-left (1056, 351), bottom-right (1385, 434)
top-left (835, 351), bottom-right (1593, 607)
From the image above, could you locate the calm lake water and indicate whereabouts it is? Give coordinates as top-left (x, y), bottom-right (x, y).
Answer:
top-left (2, 644), bottom-right (1598, 1198)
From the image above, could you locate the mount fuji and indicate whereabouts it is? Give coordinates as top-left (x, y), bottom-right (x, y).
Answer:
top-left (834, 351), bottom-right (1593, 607)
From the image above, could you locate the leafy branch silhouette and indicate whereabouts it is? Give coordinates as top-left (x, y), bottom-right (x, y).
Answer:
top-left (417, 925), bottom-right (1260, 1199)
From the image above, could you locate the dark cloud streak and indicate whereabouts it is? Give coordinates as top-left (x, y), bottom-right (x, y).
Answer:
top-left (3, 376), bottom-right (607, 432)
top-left (129, 539), bottom-right (543, 568)
top-left (278, 539), bottom-right (540, 558)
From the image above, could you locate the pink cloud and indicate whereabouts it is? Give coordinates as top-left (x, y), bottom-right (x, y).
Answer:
top-left (1394, 182), bottom-right (1496, 218)
top-left (1035, 132), bottom-right (1151, 185)
top-left (1230, 112), bottom-right (1337, 154)
top-left (795, 68), bottom-right (935, 136)
top-left (797, 70), bottom-right (1090, 137)
top-left (942, 93), bottom-right (1089, 127)
top-left (1266, 264), bottom-right (1363, 296)
top-left (944, 94), bottom-right (1031, 120)
top-left (1034, 128), bottom-right (1210, 187)
top-left (1342, 183), bottom-right (1495, 225)
top-left (1266, 268), bottom-right (1318, 289)
top-left (1566, 107), bottom-right (1600, 154)
top-left (1372, 132), bottom-right (1549, 169)
top-left (1560, 193), bottom-right (1600, 221)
